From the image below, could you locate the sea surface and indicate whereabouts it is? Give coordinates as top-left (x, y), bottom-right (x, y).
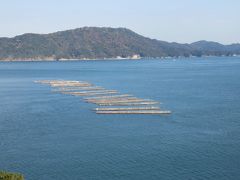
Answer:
top-left (0, 57), bottom-right (240, 180)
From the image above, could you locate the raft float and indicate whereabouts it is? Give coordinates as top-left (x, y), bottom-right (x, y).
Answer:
top-left (35, 80), bottom-right (171, 115)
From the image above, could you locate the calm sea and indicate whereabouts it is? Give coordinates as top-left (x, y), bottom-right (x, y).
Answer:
top-left (0, 57), bottom-right (240, 180)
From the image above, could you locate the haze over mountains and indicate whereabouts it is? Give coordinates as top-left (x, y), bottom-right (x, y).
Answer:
top-left (0, 27), bottom-right (239, 61)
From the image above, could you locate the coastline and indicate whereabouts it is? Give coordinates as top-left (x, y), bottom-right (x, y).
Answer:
top-left (0, 56), bottom-right (142, 62)
top-left (0, 55), bottom-right (239, 62)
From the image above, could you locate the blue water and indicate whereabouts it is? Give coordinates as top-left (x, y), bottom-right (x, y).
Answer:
top-left (0, 57), bottom-right (240, 180)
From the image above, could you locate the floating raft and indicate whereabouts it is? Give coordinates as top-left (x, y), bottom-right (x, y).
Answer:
top-left (84, 94), bottom-right (133, 101)
top-left (63, 90), bottom-right (118, 95)
top-left (35, 80), bottom-right (171, 115)
top-left (98, 101), bottom-right (159, 106)
top-left (63, 91), bottom-right (118, 96)
top-left (54, 86), bottom-right (105, 91)
top-left (96, 110), bottom-right (171, 114)
top-left (36, 80), bottom-right (92, 87)
top-left (51, 83), bottom-right (91, 87)
top-left (86, 97), bottom-right (142, 103)
top-left (95, 107), bottom-right (161, 111)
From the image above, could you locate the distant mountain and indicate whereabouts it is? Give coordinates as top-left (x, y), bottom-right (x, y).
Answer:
top-left (0, 27), bottom-right (239, 61)
top-left (191, 40), bottom-right (240, 55)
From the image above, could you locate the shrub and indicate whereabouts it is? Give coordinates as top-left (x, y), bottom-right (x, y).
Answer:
top-left (0, 171), bottom-right (24, 180)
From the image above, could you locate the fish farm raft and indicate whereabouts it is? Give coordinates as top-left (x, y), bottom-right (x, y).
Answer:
top-left (35, 80), bottom-right (171, 115)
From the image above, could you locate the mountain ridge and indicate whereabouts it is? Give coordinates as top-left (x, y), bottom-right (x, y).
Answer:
top-left (0, 27), bottom-right (239, 61)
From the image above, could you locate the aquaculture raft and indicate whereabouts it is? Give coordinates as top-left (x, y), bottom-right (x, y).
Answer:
top-left (35, 80), bottom-right (171, 115)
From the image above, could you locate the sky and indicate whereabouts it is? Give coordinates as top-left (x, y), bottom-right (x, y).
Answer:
top-left (0, 0), bottom-right (239, 44)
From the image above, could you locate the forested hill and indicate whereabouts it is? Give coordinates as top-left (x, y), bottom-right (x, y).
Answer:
top-left (0, 27), bottom-right (239, 60)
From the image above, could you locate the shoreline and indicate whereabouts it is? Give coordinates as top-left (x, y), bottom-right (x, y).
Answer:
top-left (0, 55), bottom-right (239, 62)
top-left (0, 57), bottom-right (141, 62)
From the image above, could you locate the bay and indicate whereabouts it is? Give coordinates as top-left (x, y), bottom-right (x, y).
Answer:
top-left (0, 57), bottom-right (240, 180)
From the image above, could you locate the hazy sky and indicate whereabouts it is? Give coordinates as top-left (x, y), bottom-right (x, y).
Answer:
top-left (0, 0), bottom-right (239, 44)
